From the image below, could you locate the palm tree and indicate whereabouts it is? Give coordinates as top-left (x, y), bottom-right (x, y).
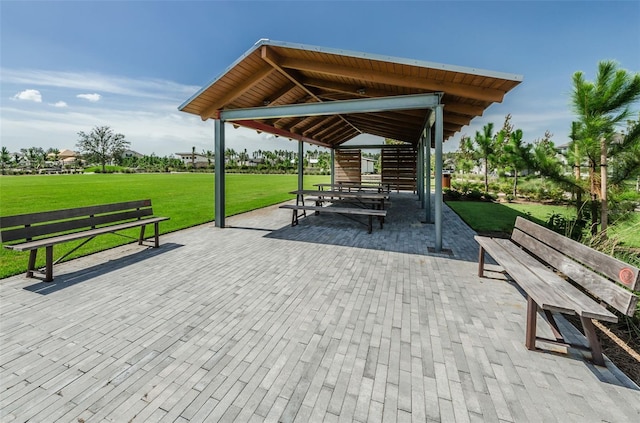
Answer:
top-left (571, 60), bottom-right (640, 235)
top-left (203, 149), bottom-right (214, 168)
top-left (473, 123), bottom-right (495, 193)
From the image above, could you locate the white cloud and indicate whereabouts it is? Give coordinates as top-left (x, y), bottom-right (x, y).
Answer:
top-left (1, 68), bottom-right (199, 100)
top-left (12, 89), bottom-right (42, 102)
top-left (51, 101), bottom-right (68, 108)
top-left (77, 93), bottom-right (101, 102)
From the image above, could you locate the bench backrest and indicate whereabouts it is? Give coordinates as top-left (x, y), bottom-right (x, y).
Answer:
top-left (511, 216), bottom-right (639, 316)
top-left (1, 199), bottom-right (154, 244)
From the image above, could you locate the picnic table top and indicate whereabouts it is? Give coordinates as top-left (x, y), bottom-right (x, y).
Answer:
top-left (314, 183), bottom-right (390, 192)
top-left (290, 189), bottom-right (389, 200)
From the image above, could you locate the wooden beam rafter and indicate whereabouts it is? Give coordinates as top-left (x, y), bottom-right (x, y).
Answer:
top-left (233, 120), bottom-right (330, 148)
top-left (201, 66), bottom-right (275, 120)
top-left (261, 46), bottom-right (362, 136)
top-left (279, 56), bottom-right (505, 103)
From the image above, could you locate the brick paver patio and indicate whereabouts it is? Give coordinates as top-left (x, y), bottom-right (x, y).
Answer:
top-left (1, 193), bottom-right (638, 422)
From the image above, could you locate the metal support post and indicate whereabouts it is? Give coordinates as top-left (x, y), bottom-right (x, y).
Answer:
top-left (425, 126), bottom-right (432, 224)
top-left (214, 119), bottom-right (226, 228)
top-left (298, 140), bottom-right (304, 191)
top-left (434, 105), bottom-right (444, 251)
top-left (417, 137), bottom-right (424, 205)
top-left (330, 149), bottom-right (335, 185)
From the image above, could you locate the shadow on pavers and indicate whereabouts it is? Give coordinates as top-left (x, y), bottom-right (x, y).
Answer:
top-left (23, 242), bottom-right (183, 295)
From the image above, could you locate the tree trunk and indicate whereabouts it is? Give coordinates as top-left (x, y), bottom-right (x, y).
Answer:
top-left (600, 137), bottom-right (608, 237)
top-left (574, 146), bottom-right (582, 217)
top-left (484, 158), bottom-right (489, 193)
top-left (513, 171), bottom-right (518, 196)
top-left (589, 163), bottom-right (599, 236)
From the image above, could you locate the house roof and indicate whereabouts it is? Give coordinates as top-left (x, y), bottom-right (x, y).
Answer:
top-left (179, 39), bottom-right (523, 148)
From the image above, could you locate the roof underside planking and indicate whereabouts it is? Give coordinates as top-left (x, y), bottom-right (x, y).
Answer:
top-left (179, 39), bottom-right (523, 149)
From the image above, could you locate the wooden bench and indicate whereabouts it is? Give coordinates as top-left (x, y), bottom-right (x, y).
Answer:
top-left (1, 199), bottom-right (169, 282)
top-left (476, 216), bottom-right (639, 366)
top-left (279, 204), bottom-right (387, 234)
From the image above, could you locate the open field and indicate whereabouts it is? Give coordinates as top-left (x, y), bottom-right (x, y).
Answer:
top-left (0, 173), bottom-right (329, 279)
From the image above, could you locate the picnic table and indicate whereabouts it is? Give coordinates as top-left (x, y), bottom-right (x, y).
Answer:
top-left (292, 189), bottom-right (389, 210)
top-left (279, 189), bottom-right (390, 233)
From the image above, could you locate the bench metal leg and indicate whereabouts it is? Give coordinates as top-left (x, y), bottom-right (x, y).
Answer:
top-left (580, 316), bottom-right (605, 366)
top-left (45, 246), bottom-right (53, 282)
top-left (154, 222), bottom-right (160, 248)
top-left (368, 216), bottom-right (372, 234)
top-left (477, 246), bottom-right (485, 277)
top-left (542, 310), bottom-right (564, 342)
top-left (27, 250), bottom-right (37, 278)
top-left (525, 296), bottom-right (538, 350)
top-left (139, 225), bottom-right (146, 245)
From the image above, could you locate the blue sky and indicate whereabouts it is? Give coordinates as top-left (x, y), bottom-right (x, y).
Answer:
top-left (2, 0), bottom-right (639, 157)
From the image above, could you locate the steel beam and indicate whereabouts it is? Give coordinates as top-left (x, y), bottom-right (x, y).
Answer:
top-left (218, 93), bottom-right (441, 121)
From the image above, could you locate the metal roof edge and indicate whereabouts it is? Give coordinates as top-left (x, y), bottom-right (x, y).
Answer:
top-left (261, 39), bottom-right (524, 83)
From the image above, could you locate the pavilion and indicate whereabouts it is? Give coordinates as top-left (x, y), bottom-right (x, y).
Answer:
top-left (178, 39), bottom-right (523, 251)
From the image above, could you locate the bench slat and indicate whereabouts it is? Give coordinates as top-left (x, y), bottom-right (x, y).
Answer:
top-left (5, 217), bottom-right (169, 251)
top-left (512, 228), bottom-right (638, 317)
top-left (2, 209), bottom-right (154, 243)
top-left (475, 236), bottom-right (577, 315)
top-left (0, 200), bottom-right (153, 228)
top-left (515, 217), bottom-right (640, 290)
top-left (491, 238), bottom-right (617, 322)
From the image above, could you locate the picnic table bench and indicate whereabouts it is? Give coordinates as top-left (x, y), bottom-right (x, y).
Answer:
top-left (1, 199), bottom-right (169, 282)
top-left (475, 216), bottom-right (639, 366)
top-left (280, 189), bottom-right (389, 233)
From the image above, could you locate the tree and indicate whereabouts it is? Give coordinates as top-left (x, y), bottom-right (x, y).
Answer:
top-left (203, 149), bottom-right (214, 168)
top-left (20, 147), bottom-right (46, 171)
top-left (473, 123), bottom-right (496, 193)
top-left (502, 129), bottom-right (532, 196)
top-left (609, 116), bottom-right (640, 185)
top-left (1, 147), bottom-right (11, 174)
top-left (571, 61), bottom-right (640, 235)
top-left (455, 136), bottom-right (476, 180)
top-left (76, 126), bottom-right (130, 173)
top-left (47, 148), bottom-right (61, 166)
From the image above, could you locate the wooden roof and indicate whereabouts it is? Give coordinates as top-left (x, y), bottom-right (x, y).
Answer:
top-left (179, 40), bottom-right (523, 148)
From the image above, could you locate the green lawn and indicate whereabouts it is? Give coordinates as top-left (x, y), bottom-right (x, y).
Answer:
top-left (445, 201), bottom-right (576, 233)
top-left (446, 200), bottom-right (640, 248)
top-left (0, 173), bottom-right (329, 279)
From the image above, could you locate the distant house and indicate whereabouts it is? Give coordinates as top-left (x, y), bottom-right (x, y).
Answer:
top-left (58, 149), bottom-right (78, 160)
top-left (121, 149), bottom-right (144, 159)
top-left (175, 152), bottom-right (210, 168)
top-left (361, 157), bottom-right (375, 174)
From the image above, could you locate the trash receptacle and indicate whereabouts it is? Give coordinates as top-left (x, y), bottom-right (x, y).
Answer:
top-left (442, 173), bottom-right (451, 189)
